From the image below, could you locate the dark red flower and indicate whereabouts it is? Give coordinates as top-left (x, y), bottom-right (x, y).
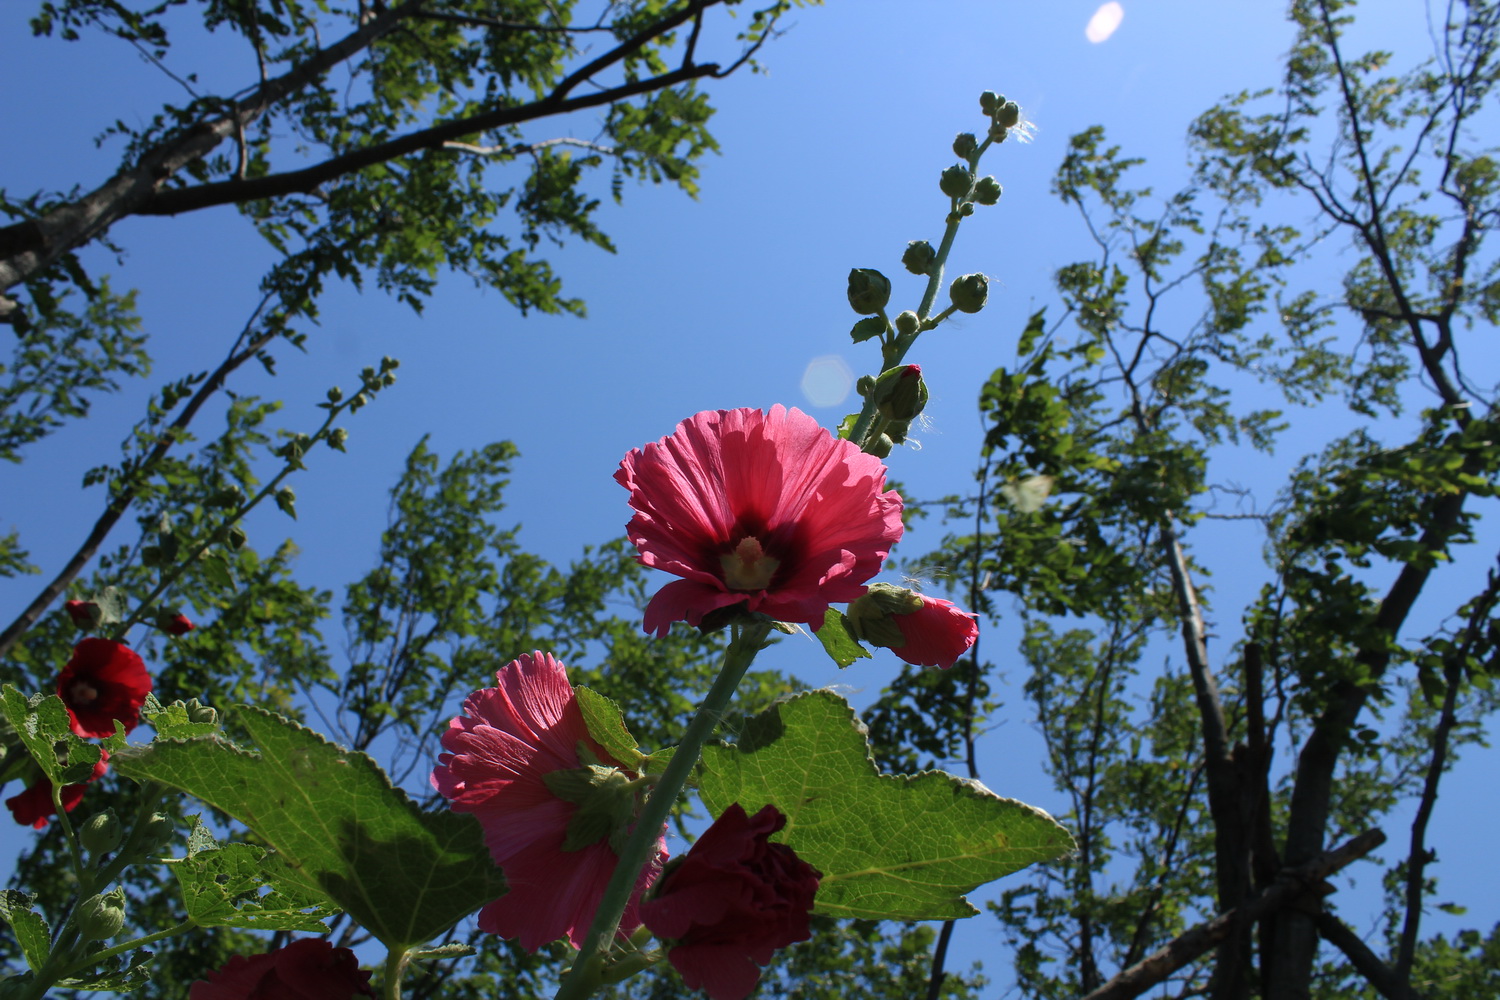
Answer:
top-left (6, 753), bottom-right (109, 830)
top-left (189, 938), bottom-right (375, 1000)
top-left (641, 803), bottom-right (820, 1000)
top-left (617, 406), bottom-right (903, 636)
top-left (56, 638), bottom-right (153, 738)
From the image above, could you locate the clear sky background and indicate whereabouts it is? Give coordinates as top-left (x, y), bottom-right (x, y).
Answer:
top-left (3, 0), bottom-right (1497, 991)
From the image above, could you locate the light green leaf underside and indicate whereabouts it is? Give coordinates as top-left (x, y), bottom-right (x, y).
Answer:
top-left (698, 690), bottom-right (1073, 920)
top-left (112, 707), bottom-right (505, 950)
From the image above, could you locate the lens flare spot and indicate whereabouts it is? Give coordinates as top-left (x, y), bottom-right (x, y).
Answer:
top-left (800, 355), bottom-right (853, 408)
top-left (1086, 2), bottom-right (1124, 43)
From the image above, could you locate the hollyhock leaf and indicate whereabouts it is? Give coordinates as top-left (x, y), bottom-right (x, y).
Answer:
top-left (816, 608), bottom-right (872, 668)
top-left (111, 707), bottom-right (506, 950)
top-left (576, 686), bottom-right (646, 772)
top-left (698, 691), bottom-right (1073, 921)
top-left (835, 413), bottom-right (859, 441)
top-left (166, 840), bottom-right (339, 932)
top-left (1, 686), bottom-right (100, 785)
top-left (0, 890), bottom-right (51, 971)
top-left (201, 552), bottom-right (235, 590)
top-left (849, 316), bottom-right (888, 344)
top-left (94, 586), bottom-right (129, 625)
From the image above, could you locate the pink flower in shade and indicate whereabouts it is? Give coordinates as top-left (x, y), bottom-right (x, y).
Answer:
top-left (189, 938), bottom-right (375, 1000)
top-left (640, 803), bottom-right (820, 1000)
top-left (616, 406), bottom-right (904, 636)
top-left (6, 752), bottom-right (110, 830)
top-left (56, 638), bottom-right (153, 738)
top-left (432, 651), bottom-right (666, 950)
top-left (887, 596), bottom-right (979, 669)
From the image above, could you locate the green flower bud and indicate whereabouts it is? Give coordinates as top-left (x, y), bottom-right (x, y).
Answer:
top-left (185, 699), bottom-right (218, 726)
top-left (939, 164), bottom-right (972, 199)
top-left (847, 583), bottom-right (926, 647)
top-left (866, 434), bottom-right (894, 459)
top-left (872, 365), bottom-right (929, 422)
top-left (855, 375), bottom-right (877, 398)
top-left (949, 273), bottom-right (989, 314)
top-left (885, 419), bottom-right (911, 444)
top-left (77, 890), bottom-right (126, 942)
top-left (327, 427), bottom-right (349, 452)
top-left (901, 241), bottom-right (937, 276)
top-left (894, 310), bottom-right (920, 337)
top-left (979, 91), bottom-right (1002, 116)
top-left (973, 176), bottom-right (1002, 206)
top-left (137, 813), bottom-right (175, 856)
top-left (326, 386), bottom-right (344, 404)
top-left (846, 268), bottom-right (892, 315)
top-left (80, 810), bottom-right (123, 857)
top-left (952, 132), bottom-right (978, 159)
top-left (998, 101), bottom-right (1021, 128)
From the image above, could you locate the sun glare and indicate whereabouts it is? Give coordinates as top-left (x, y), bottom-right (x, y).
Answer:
top-left (1086, 2), bottom-right (1125, 43)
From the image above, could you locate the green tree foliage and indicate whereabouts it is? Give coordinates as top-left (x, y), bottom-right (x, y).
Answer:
top-left (895, 1), bottom-right (1500, 997)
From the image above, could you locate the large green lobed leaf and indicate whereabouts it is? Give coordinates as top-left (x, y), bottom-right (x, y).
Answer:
top-left (113, 707), bottom-right (506, 950)
top-left (698, 691), bottom-right (1073, 920)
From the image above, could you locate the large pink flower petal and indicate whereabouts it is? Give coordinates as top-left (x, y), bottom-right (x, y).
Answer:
top-left (892, 597), bottom-right (980, 668)
top-left (618, 406), bottom-right (903, 633)
top-left (431, 651), bottom-right (666, 951)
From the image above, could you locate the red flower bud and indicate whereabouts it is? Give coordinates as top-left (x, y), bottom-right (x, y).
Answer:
top-left (157, 610), bottom-right (195, 636)
top-left (642, 803), bottom-right (820, 1000)
top-left (64, 600), bottom-right (101, 630)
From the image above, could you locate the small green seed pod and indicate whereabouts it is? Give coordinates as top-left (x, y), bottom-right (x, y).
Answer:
top-left (949, 273), bottom-right (989, 314)
top-left (901, 241), bottom-right (937, 276)
top-left (846, 268), bottom-right (892, 315)
top-left (939, 164), bottom-right (972, 199)
top-left (973, 176), bottom-right (1003, 206)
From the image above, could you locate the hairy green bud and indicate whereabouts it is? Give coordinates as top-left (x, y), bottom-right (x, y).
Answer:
top-left (998, 101), bottom-right (1021, 128)
top-left (138, 813), bottom-right (175, 856)
top-left (846, 268), bottom-right (892, 315)
top-left (901, 241), bottom-right (937, 276)
top-left (327, 427), bottom-right (349, 452)
top-left (973, 176), bottom-right (1003, 205)
top-left (979, 91), bottom-right (1002, 116)
top-left (80, 810), bottom-right (123, 857)
top-left (894, 310), bottom-right (920, 337)
top-left (185, 699), bottom-right (218, 726)
top-left (77, 890), bottom-right (126, 942)
top-left (952, 132), bottom-right (978, 159)
top-left (939, 164), bottom-right (972, 199)
top-left (949, 273), bottom-right (989, 314)
top-left (855, 375), bottom-right (877, 398)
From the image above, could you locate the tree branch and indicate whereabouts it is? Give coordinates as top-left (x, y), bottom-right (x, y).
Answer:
top-left (1079, 830), bottom-right (1386, 1000)
top-left (1316, 911), bottom-right (1425, 1000)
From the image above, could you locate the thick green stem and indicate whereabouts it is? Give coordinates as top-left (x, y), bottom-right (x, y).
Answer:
top-left (382, 946), bottom-right (409, 1000)
top-left (553, 620), bottom-right (773, 1000)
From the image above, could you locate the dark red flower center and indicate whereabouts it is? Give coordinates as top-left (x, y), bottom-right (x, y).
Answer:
top-left (68, 679), bottom-right (100, 708)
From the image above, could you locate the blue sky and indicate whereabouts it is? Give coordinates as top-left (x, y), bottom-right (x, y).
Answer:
top-left (3, 0), bottom-right (1496, 989)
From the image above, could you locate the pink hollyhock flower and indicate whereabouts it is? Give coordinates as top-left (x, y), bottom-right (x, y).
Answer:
top-left (641, 803), bottom-right (820, 1000)
top-left (846, 584), bottom-right (979, 669)
top-left (189, 938), bottom-right (375, 1000)
top-left (6, 753), bottom-right (109, 830)
top-left (616, 406), bottom-right (904, 636)
top-left (56, 638), bottom-right (153, 738)
top-left (432, 651), bottom-right (666, 950)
